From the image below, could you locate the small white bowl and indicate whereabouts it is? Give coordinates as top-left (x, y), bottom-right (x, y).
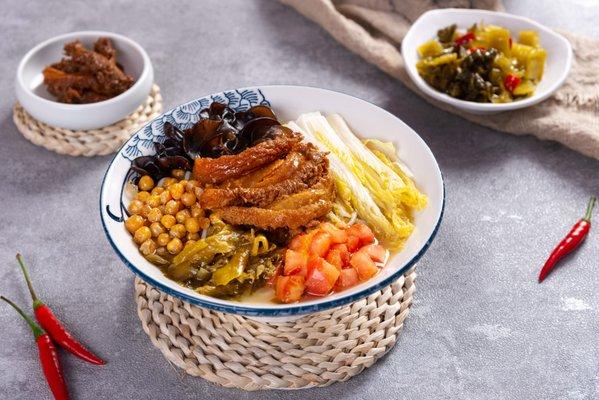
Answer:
top-left (100, 85), bottom-right (444, 320)
top-left (16, 31), bottom-right (153, 130)
top-left (401, 9), bottom-right (572, 114)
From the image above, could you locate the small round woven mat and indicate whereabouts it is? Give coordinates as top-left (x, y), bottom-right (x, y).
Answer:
top-left (134, 268), bottom-right (416, 391)
top-left (13, 84), bottom-right (163, 157)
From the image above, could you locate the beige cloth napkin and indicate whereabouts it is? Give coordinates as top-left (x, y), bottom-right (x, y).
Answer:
top-left (280, 0), bottom-right (599, 160)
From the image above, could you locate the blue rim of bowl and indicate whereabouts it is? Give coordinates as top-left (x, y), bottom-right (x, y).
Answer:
top-left (100, 85), bottom-right (445, 317)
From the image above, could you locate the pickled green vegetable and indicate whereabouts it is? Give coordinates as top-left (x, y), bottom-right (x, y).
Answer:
top-left (154, 217), bottom-right (282, 299)
top-left (416, 22), bottom-right (546, 103)
top-left (212, 247), bottom-right (250, 286)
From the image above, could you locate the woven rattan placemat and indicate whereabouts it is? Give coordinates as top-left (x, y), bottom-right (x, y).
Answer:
top-left (134, 268), bottom-right (416, 391)
top-left (13, 84), bottom-right (163, 157)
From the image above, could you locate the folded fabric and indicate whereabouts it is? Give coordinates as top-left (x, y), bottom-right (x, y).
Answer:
top-left (280, 0), bottom-right (599, 160)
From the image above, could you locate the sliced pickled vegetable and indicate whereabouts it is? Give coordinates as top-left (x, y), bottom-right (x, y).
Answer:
top-left (418, 40), bottom-right (444, 57)
top-left (519, 30), bottom-right (540, 48)
top-left (416, 22), bottom-right (546, 103)
top-left (168, 228), bottom-right (242, 281)
top-left (211, 247), bottom-right (250, 286)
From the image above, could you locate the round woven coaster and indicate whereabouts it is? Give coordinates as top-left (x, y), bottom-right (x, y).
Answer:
top-left (13, 84), bottom-right (163, 157)
top-left (134, 268), bottom-right (416, 391)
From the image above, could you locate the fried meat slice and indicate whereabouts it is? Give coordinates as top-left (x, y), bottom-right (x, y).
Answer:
top-left (199, 145), bottom-right (328, 209)
top-left (193, 132), bottom-right (302, 184)
top-left (214, 199), bottom-right (333, 230)
top-left (266, 175), bottom-right (335, 210)
top-left (200, 177), bottom-right (310, 209)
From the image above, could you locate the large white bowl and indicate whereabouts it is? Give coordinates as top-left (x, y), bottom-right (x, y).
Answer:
top-left (16, 31), bottom-right (153, 130)
top-left (100, 85), bottom-right (444, 318)
top-left (401, 9), bottom-right (572, 114)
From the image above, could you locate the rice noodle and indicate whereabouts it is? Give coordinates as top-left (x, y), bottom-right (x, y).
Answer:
top-left (348, 212), bottom-right (358, 226)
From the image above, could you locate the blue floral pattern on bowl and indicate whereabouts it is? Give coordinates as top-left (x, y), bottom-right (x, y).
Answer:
top-left (122, 88), bottom-right (271, 161)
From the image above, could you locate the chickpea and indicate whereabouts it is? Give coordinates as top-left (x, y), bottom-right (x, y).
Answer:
top-left (147, 195), bottom-right (161, 208)
top-left (185, 217), bottom-right (200, 234)
top-left (134, 226), bottom-right (152, 244)
top-left (185, 239), bottom-right (197, 248)
top-left (162, 177), bottom-right (177, 188)
top-left (149, 222), bottom-right (165, 237)
top-left (170, 224), bottom-right (186, 239)
top-left (159, 190), bottom-right (172, 205)
top-left (199, 217), bottom-right (211, 230)
top-left (171, 169), bottom-right (185, 179)
top-left (147, 207), bottom-right (163, 223)
top-left (164, 200), bottom-right (180, 215)
top-left (140, 204), bottom-right (152, 219)
top-left (136, 191), bottom-right (151, 202)
top-left (176, 209), bottom-right (191, 224)
top-left (158, 204), bottom-right (166, 214)
top-left (185, 180), bottom-right (197, 192)
top-left (138, 175), bottom-right (155, 191)
top-left (125, 215), bottom-right (145, 233)
top-left (151, 187), bottom-right (165, 195)
top-left (161, 214), bottom-right (176, 229)
top-left (179, 179), bottom-right (188, 188)
top-left (128, 199), bottom-right (144, 215)
top-left (156, 233), bottom-right (170, 247)
top-left (186, 232), bottom-right (200, 241)
top-left (194, 187), bottom-right (203, 199)
top-left (156, 247), bottom-right (168, 257)
top-left (167, 238), bottom-right (183, 255)
top-left (140, 239), bottom-right (157, 256)
top-left (170, 183), bottom-right (184, 200)
top-left (180, 192), bottom-right (196, 207)
top-left (190, 204), bottom-right (205, 218)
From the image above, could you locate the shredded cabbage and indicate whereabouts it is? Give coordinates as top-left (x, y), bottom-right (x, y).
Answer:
top-left (286, 120), bottom-right (401, 249)
top-left (287, 114), bottom-right (427, 250)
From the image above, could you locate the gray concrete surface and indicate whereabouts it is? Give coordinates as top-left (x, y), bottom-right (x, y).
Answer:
top-left (1, 1), bottom-right (598, 399)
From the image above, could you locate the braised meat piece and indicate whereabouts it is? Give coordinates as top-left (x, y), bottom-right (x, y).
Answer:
top-left (193, 132), bottom-right (302, 185)
top-left (43, 37), bottom-right (134, 104)
top-left (199, 142), bottom-right (329, 209)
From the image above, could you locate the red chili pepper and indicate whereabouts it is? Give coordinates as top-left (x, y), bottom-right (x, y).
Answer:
top-left (504, 74), bottom-right (521, 92)
top-left (1, 296), bottom-right (69, 400)
top-left (454, 32), bottom-right (475, 46)
top-left (509, 37), bottom-right (513, 49)
top-left (538, 197), bottom-right (596, 282)
top-left (468, 46), bottom-right (487, 54)
top-left (16, 254), bottom-right (106, 365)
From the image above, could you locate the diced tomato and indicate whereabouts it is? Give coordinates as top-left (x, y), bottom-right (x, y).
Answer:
top-left (326, 248), bottom-right (343, 271)
top-left (289, 233), bottom-right (311, 252)
top-left (350, 251), bottom-right (379, 281)
top-left (361, 244), bottom-right (387, 263)
top-left (320, 222), bottom-right (348, 244)
top-left (509, 37), bottom-right (513, 49)
top-left (330, 243), bottom-right (350, 267)
top-left (309, 231), bottom-right (332, 258)
top-left (347, 222), bottom-right (375, 246)
top-left (504, 74), bottom-right (521, 92)
top-left (305, 258), bottom-right (340, 296)
top-left (454, 32), bottom-right (475, 46)
top-left (284, 249), bottom-right (308, 276)
top-left (336, 268), bottom-right (359, 290)
top-left (346, 234), bottom-right (361, 252)
top-left (275, 275), bottom-right (305, 303)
